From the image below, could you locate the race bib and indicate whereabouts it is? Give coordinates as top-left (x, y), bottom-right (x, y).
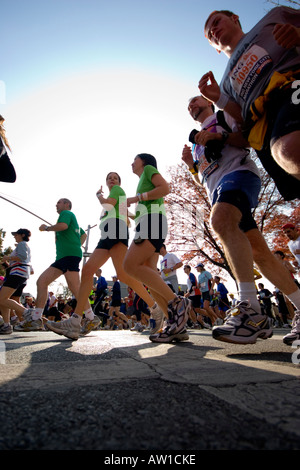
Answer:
top-left (229, 45), bottom-right (272, 101)
top-left (193, 144), bottom-right (219, 182)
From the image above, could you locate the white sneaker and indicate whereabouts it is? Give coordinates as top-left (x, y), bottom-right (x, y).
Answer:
top-left (14, 309), bottom-right (43, 332)
top-left (283, 311), bottom-right (300, 346)
top-left (212, 301), bottom-right (273, 344)
top-left (130, 323), bottom-right (144, 332)
top-left (150, 303), bottom-right (164, 334)
top-left (149, 327), bottom-right (189, 343)
top-left (46, 316), bottom-right (81, 340)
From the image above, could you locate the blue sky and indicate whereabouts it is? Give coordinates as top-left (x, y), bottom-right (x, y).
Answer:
top-left (0, 0), bottom-right (293, 292)
top-left (3, 0), bottom-right (275, 101)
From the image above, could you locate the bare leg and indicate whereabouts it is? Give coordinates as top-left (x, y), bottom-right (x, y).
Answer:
top-left (203, 299), bottom-right (218, 324)
top-left (109, 243), bottom-right (155, 308)
top-left (0, 286), bottom-right (26, 319)
top-left (35, 266), bottom-right (63, 309)
top-left (64, 270), bottom-right (91, 312)
top-left (210, 202), bottom-right (254, 282)
top-left (247, 229), bottom-right (300, 296)
top-left (271, 131), bottom-right (300, 180)
top-left (11, 296), bottom-right (24, 320)
top-left (73, 243), bottom-right (156, 317)
top-left (124, 240), bottom-right (176, 308)
top-left (73, 248), bottom-right (111, 316)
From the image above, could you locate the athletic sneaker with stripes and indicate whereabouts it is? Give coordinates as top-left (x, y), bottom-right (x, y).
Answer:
top-left (283, 311), bottom-right (300, 346)
top-left (46, 316), bottom-right (81, 340)
top-left (150, 327), bottom-right (189, 343)
top-left (80, 315), bottom-right (101, 336)
top-left (149, 296), bottom-right (191, 343)
top-left (212, 301), bottom-right (273, 344)
top-left (14, 309), bottom-right (43, 332)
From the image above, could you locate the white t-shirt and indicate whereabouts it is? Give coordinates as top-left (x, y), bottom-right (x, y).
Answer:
top-left (9, 241), bottom-right (31, 279)
top-left (193, 112), bottom-right (260, 203)
top-left (288, 236), bottom-right (300, 265)
top-left (160, 253), bottom-right (181, 281)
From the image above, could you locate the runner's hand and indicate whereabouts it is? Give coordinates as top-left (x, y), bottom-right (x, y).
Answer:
top-left (273, 24), bottom-right (300, 49)
top-left (182, 145), bottom-right (193, 168)
top-left (198, 71), bottom-right (220, 104)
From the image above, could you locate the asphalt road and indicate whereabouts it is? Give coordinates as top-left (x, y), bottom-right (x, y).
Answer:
top-left (0, 326), bottom-right (299, 453)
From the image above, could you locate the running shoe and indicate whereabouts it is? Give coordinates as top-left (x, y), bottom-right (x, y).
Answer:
top-left (212, 301), bottom-right (273, 344)
top-left (46, 316), bottom-right (81, 340)
top-left (14, 309), bottom-right (43, 332)
top-left (10, 316), bottom-right (20, 327)
top-left (149, 297), bottom-right (191, 343)
top-left (283, 311), bottom-right (300, 346)
top-left (150, 303), bottom-right (165, 334)
top-left (167, 296), bottom-right (191, 335)
top-left (80, 315), bottom-right (101, 336)
top-left (0, 324), bottom-right (12, 335)
top-left (149, 327), bottom-right (189, 343)
top-left (130, 323), bottom-right (145, 332)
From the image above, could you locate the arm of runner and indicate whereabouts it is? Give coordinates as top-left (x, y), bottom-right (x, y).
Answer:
top-left (1, 254), bottom-right (21, 262)
top-left (80, 232), bottom-right (87, 246)
top-left (147, 173), bottom-right (169, 200)
top-left (194, 129), bottom-right (249, 148)
top-left (163, 261), bottom-right (183, 274)
top-left (273, 23), bottom-right (300, 49)
top-left (128, 173), bottom-right (170, 205)
top-left (39, 222), bottom-right (68, 232)
top-left (198, 71), bottom-right (221, 104)
top-left (96, 187), bottom-right (117, 208)
top-left (182, 145), bottom-right (201, 186)
top-left (198, 71), bottom-right (243, 124)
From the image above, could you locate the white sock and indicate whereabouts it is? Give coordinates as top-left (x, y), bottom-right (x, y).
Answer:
top-left (31, 308), bottom-right (43, 320)
top-left (238, 282), bottom-right (261, 312)
top-left (287, 289), bottom-right (300, 311)
top-left (84, 307), bottom-right (95, 320)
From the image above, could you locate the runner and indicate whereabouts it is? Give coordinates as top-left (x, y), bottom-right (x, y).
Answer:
top-left (124, 153), bottom-right (191, 343)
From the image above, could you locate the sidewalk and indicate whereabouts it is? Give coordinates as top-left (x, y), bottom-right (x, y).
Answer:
top-left (0, 327), bottom-right (299, 451)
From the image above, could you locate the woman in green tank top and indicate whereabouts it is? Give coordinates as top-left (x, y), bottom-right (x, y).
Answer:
top-left (124, 154), bottom-right (192, 343)
top-left (71, 171), bottom-right (159, 326)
